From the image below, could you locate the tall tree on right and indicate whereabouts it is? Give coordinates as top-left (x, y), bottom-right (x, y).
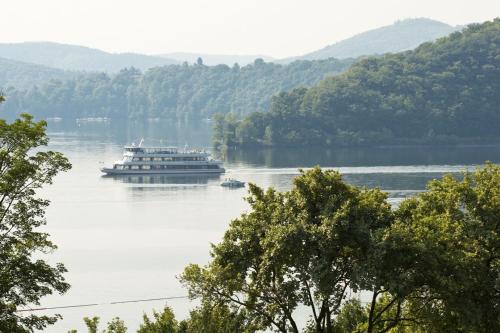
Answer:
top-left (385, 163), bottom-right (500, 332)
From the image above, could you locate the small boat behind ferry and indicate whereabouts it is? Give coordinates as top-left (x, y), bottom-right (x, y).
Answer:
top-left (101, 143), bottom-right (225, 175)
top-left (220, 178), bottom-right (245, 188)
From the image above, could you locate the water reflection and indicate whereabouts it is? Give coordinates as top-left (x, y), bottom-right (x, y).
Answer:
top-left (224, 145), bottom-right (500, 168)
top-left (102, 174), bottom-right (221, 185)
top-left (47, 118), bottom-right (213, 147)
top-left (47, 119), bottom-right (500, 168)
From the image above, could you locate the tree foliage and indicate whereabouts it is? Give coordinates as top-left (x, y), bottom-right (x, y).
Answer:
top-left (72, 303), bottom-right (255, 333)
top-left (1, 58), bottom-right (353, 122)
top-left (0, 96), bottom-right (72, 332)
top-left (181, 301), bottom-right (257, 333)
top-left (181, 168), bottom-right (393, 332)
top-left (137, 307), bottom-right (179, 333)
top-left (180, 164), bottom-right (500, 332)
top-left (0, 57), bottom-right (75, 90)
top-left (71, 316), bottom-right (127, 333)
top-left (382, 162), bottom-right (500, 332)
top-left (217, 19), bottom-right (500, 147)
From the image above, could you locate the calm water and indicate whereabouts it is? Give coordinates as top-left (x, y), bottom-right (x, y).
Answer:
top-left (34, 121), bottom-right (500, 332)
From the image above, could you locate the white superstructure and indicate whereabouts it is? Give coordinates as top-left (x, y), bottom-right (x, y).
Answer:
top-left (101, 146), bottom-right (225, 175)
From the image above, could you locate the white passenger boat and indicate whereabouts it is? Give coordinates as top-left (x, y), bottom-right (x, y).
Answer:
top-left (101, 144), bottom-right (225, 175)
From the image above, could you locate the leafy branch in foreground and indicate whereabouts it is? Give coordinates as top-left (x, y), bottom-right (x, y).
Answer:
top-left (0, 95), bottom-right (72, 333)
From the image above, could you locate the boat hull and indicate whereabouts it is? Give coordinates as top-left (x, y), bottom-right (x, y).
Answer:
top-left (101, 167), bottom-right (225, 175)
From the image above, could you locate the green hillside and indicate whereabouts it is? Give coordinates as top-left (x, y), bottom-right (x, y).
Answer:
top-left (0, 57), bottom-right (76, 90)
top-left (158, 52), bottom-right (275, 66)
top-left (216, 19), bottom-right (500, 147)
top-left (0, 58), bottom-right (354, 121)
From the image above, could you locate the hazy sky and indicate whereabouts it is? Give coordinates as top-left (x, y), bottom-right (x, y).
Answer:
top-left (1, 0), bottom-right (499, 58)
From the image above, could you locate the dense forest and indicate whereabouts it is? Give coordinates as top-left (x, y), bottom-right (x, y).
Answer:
top-left (214, 19), bottom-right (500, 148)
top-left (0, 58), bottom-right (354, 121)
top-left (0, 57), bottom-right (77, 89)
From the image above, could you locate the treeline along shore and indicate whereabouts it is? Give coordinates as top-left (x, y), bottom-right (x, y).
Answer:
top-left (0, 58), bottom-right (353, 122)
top-left (214, 19), bottom-right (500, 148)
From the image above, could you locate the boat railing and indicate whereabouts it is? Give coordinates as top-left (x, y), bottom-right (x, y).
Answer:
top-left (124, 146), bottom-right (208, 155)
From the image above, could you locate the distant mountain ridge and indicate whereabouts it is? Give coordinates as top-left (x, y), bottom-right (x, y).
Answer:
top-left (0, 18), bottom-right (463, 90)
top-left (0, 56), bottom-right (76, 89)
top-left (158, 52), bottom-right (275, 66)
top-left (0, 42), bottom-right (179, 72)
top-left (280, 18), bottom-right (461, 63)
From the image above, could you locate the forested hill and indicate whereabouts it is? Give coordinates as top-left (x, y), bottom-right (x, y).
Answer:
top-left (281, 18), bottom-right (460, 62)
top-left (0, 42), bottom-right (179, 72)
top-left (215, 19), bottom-right (500, 148)
top-left (158, 52), bottom-right (275, 66)
top-left (0, 57), bottom-right (76, 89)
top-left (0, 58), bottom-right (354, 121)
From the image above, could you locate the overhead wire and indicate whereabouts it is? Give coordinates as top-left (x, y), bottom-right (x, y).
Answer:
top-left (16, 295), bottom-right (189, 312)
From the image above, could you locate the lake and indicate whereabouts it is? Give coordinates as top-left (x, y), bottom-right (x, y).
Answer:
top-left (34, 120), bottom-right (500, 332)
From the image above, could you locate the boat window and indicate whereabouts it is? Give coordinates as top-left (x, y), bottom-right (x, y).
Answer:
top-left (125, 147), bottom-right (144, 153)
top-left (142, 165), bottom-right (151, 170)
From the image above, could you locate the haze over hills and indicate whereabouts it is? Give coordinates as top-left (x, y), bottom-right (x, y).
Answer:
top-left (158, 52), bottom-right (275, 66)
top-left (0, 18), bottom-right (460, 76)
top-left (0, 42), bottom-right (179, 72)
top-left (280, 18), bottom-right (461, 63)
top-left (0, 56), bottom-right (76, 89)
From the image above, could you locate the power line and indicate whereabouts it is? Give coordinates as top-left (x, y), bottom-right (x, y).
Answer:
top-left (16, 295), bottom-right (189, 312)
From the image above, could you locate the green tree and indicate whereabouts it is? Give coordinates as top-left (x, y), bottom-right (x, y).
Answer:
top-left (212, 113), bottom-right (226, 149)
top-left (181, 167), bottom-right (392, 333)
top-left (137, 306), bottom-right (179, 333)
top-left (83, 317), bottom-right (99, 333)
top-left (329, 298), bottom-right (366, 333)
top-left (182, 301), bottom-right (257, 333)
top-left (0, 97), bottom-right (72, 332)
top-left (71, 316), bottom-right (127, 333)
top-left (105, 317), bottom-right (127, 333)
top-left (383, 163), bottom-right (500, 332)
